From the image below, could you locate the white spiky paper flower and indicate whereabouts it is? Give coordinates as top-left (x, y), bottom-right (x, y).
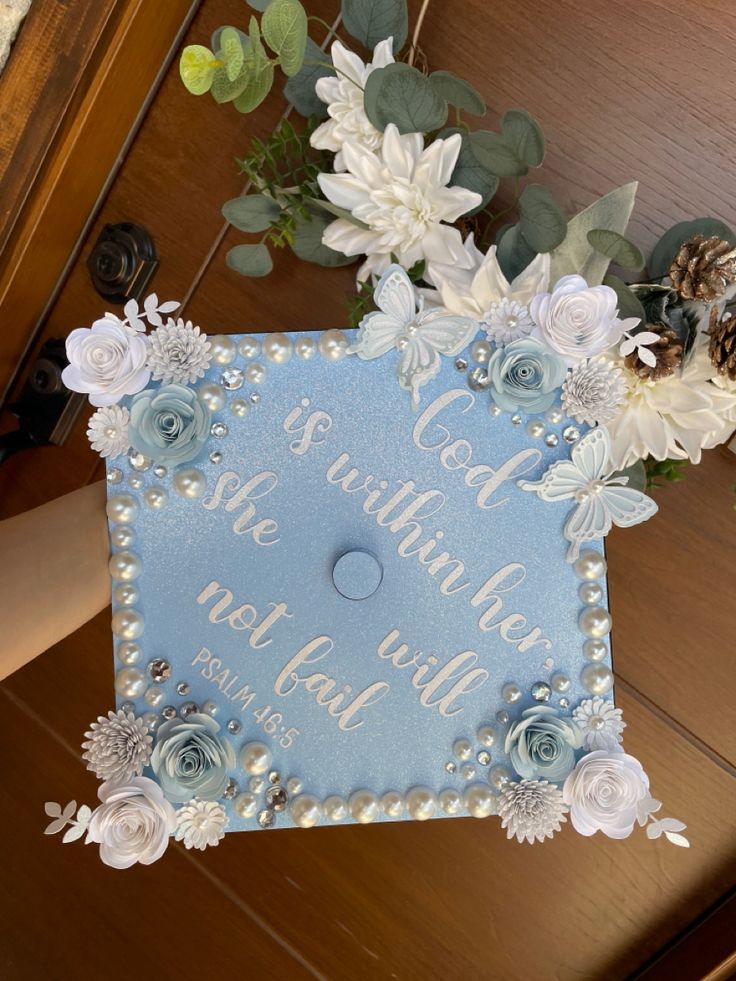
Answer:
top-left (147, 318), bottom-right (212, 384)
top-left (561, 357), bottom-right (627, 426)
top-left (81, 710), bottom-right (152, 783)
top-left (86, 405), bottom-right (130, 459)
top-left (573, 697), bottom-right (626, 751)
top-left (498, 779), bottom-right (569, 844)
top-left (175, 799), bottom-right (229, 850)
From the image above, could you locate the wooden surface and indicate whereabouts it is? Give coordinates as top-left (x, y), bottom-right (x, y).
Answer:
top-left (1, 1), bottom-right (735, 978)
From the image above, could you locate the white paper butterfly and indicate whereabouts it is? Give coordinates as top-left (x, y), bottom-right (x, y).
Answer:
top-left (518, 426), bottom-right (658, 561)
top-left (350, 264), bottom-right (480, 406)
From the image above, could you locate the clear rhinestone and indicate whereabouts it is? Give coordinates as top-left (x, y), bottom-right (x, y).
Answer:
top-left (226, 719), bottom-right (242, 735)
top-left (179, 701), bottom-right (198, 718)
top-left (496, 710), bottom-right (510, 725)
top-left (467, 366), bottom-right (490, 390)
top-left (531, 681), bottom-right (552, 702)
top-left (250, 776), bottom-right (265, 793)
top-left (445, 761), bottom-right (457, 774)
top-left (257, 808), bottom-right (275, 828)
top-left (249, 393), bottom-right (261, 404)
top-left (563, 425), bottom-right (581, 444)
top-left (211, 422), bottom-right (228, 438)
top-left (476, 750), bottom-right (491, 766)
top-left (148, 658), bottom-right (171, 683)
top-left (202, 700), bottom-right (218, 716)
top-left (222, 778), bottom-right (238, 800)
top-left (120, 701), bottom-right (135, 714)
top-left (107, 468), bottom-right (123, 485)
top-left (559, 697), bottom-right (570, 708)
top-left (162, 705), bottom-right (176, 720)
top-left (176, 681), bottom-right (190, 696)
top-left (268, 770), bottom-right (281, 785)
top-left (220, 367), bottom-right (244, 391)
top-left (209, 451), bottom-right (223, 464)
top-left (510, 414), bottom-right (522, 426)
top-left (455, 358), bottom-right (468, 371)
top-left (544, 432), bottom-right (559, 447)
top-left (128, 451), bottom-right (152, 472)
top-left (153, 464), bottom-right (167, 478)
top-left (266, 786), bottom-right (288, 812)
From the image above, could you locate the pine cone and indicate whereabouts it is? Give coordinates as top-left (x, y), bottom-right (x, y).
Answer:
top-left (707, 306), bottom-right (736, 380)
top-left (669, 234), bottom-right (736, 302)
top-left (624, 322), bottom-right (683, 381)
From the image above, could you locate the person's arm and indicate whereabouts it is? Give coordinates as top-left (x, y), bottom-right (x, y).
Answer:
top-left (0, 480), bottom-right (110, 681)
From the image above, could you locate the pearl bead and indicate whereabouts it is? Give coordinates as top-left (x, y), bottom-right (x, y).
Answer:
top-left (581, 663), bottom-right (614, 695)
top-left (452, 738), bottom-right (472, 761)
top-left (471, 340), bottom-right (491, 364)
top-left (579, 606), bottom-right (613, 638)
top-left (245, 362), bottom-right (266, 384)
top-left (239, 741), bottom-right (272, 775)
top-left (197, 382), bottom-right (226, 412)
top-left (127, 474), bottom-right (144, 491)
top-left (234, 792), bottom-right (258, 819)
top-left (526, 419), bottom-right (545, 438)
top-left (286, 777), bottom-right (303, 796)
top-left (579, 582), bottom-right (604, 605)
top-left (573, 550), bottom-right (607, 580)
top-left (114, 667), bottom-right (146, 698)
top-left (108, 551), bottom-right (142, 582)
top-left (489, 404), bottom-right (502, 417)
top-left (238, 337), bottom-right (260, 360)
top-left (143, 485), bottom-right (168, 509)
top-left (488, 765), bottom-right (511, 790)
top-left (111, 608), bottom-right (144, 640)
top-left (144, 685), bottom-right (164, 707)
top-left (106, 494), bottom-right (138, 524)
top-left (439, 788), bottom-right (463, 815)
top-left (290, 794), bottom-right (322, 828)
top-left (406, 786), bottom-right (437, 821)
top-left (319, 329), bottom-right (349, 361)
top-left (323, 795), bottom-right (348, 822)
top-left (380, 791), bottom-right (405, 818)
top-left (113, 583), bottom-right (139, 607)
top-left (117, 641), bottom-right (141, 665)
top-left (141, 712), bottom-right (159, 732)
top-left (230, 397), bottom-right (250, 418)
top-left (249, 776), bottom-right (265, 793)
top-left (110, 526), bottom-right (135, 549)
top-left (583, 639), bottom-right (608, 661)
top-left (262, 332), bottom-right (292, 364)
top-left (209, 334), bottom-right (237, 365)
top-left (551, 672), bottom-right (571, 693)
top-left (349, 789), bottom-right (379, 824)
top-left (173, 468), bottom-right (206, 499)
top-left (464, 783), bottom-right (497, 818)
top-left (476, 725), bottom-right (497, 748)
top-left (546, 407), bottom-right (563, 424)
top-left (502, 682), bottom-right (522, 704)
top-left (202, 700), bottom-right (218, 716)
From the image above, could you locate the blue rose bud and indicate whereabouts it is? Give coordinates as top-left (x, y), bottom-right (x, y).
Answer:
top-left (488, 337), bottom-right (567, 413)
top-left (505, 706), bottom-right (584, 783)
top-left (150, 713), bottom-right (236, 803)
top-left (128, 383), bottom-right (210, 465)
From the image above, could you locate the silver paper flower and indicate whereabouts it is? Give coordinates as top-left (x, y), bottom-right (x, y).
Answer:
top-left (572, 696), bottom-right (626, 750)
top-left (484, 298), bottom-right (535, 346)
top-left (561, 357), bottom-right (626, 426)
top-left (147, 318), bottom-right (212, 385)
top-left (86, 405), bottom-right (130, 459)
top-left (82, 710), bottom-right (152, 782)
top-left (175, 799), bottom-right (229, 850)
top-left (498, 779), bottom-right (568, 844)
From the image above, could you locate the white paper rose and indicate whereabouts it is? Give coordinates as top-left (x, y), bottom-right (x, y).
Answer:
top-left (63, 317), bottom-right (150, 407)
top-left (562, 749), bottom-right (649, 839)
top-left (86, 776), bottom-right (176, 869)
top-left (530, 275), bottom-right (639, 366)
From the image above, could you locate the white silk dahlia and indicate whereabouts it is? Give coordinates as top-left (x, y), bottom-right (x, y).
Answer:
top-left (317, 125), bottom-right (481, 281)
top-left (310, 39), bottom-right (394, 171)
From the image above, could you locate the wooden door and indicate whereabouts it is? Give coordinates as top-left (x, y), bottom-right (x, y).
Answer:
top-left (1, 2), bottom-right (735, 978)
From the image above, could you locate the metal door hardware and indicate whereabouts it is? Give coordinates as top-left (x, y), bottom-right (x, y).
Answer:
top-left (87, 222), bottom-right (158, 304)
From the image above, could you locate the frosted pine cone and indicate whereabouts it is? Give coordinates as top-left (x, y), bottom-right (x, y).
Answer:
top-left (498, 779), bottom-right (568, 844)
top-left (561, 358), bottom-right (626, 426)
top-left (175, 799), bottom-right (228, 850)
top-left (86, 405), bottom-right (130, 459)
top-left (147, 318), bottom-right (212, 384)
top-left (82, 710), bottom-right (152, 782)
top-left (573, 697), bottom-right (626, 751)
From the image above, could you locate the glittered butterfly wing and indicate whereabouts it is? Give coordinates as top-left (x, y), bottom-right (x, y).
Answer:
top-left (418, 308), bottom-right (480, 358)
top-left (600, 483), bottom-right (659, 528)
top-left (351, 311), bottom-right (404, 360)
top-left (563, 494), bottom-right (612, 561)
top-left (517, 460), bottom-right (589, 501)
top-left (570, 426), bottom-right (610, 483)
top-left (397, 335), bottom-right (442, 406)
top-left (373, 264), bottom-right (417, 324)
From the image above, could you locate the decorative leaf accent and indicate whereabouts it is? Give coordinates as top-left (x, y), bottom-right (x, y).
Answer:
top-left (305, 196), bottom-right (369, 227)
top-left (548, 182), bottom-right (638, 285)
top-left (284, 37), bottom-right (333, 118)
top-left (262, 0), bottom-right (308, 77)
top-left (466, 131), bottom-right (527, 177)
top-left (247, 0), bottom-right (273, 9)
top-left (518, 184), bottom-right (567, 253)
top-left (232, 17), bottom-right (275, 113)
top-left (496, 223), bottom-right (537, 282)
top-left (179, 45), bottom-right (220, 96)
top-left (364, 63), bottom-right (447, 135)
top-left (664, 832), bottom-right (690, 848)
top-left (428, 71), bottom-right (485, 116)
top-left (604, 274), bottom-right (646, 327)
top-left (447, 132), bottom-right (499, 215)
top-left (62, 822), bottom-right (87, 844)
top-left (222, 194), bottom-right (282, 232)
top-left (341, 0), bottom-right (408, 53)
top-left (291, 212), bottom-right (355, 267)
top-left (649, 217), bottom-right (735, 281)
top-left (588, 229), bottom-right (645, 271)
top-left (501, 109), bottom-right (545, 168)
top-left (44, 802), bottom-right (62, 818)
top-left (226, 243), bottom-right (274, 277)
top-left (220, 27), bottom-right (245, 81)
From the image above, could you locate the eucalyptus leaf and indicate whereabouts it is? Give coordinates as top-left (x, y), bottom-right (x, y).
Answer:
top-left (649, 217), bottom-right (735, 280)
top-left (246, 0), bottom-right (272, 9)
top-left (233, 17), bottom-right (275, 113)
top-left (211, 64), bottom-right (249, 104)
top-left (364, 63), bottom-right (447, 134)
top-left (341, 0), bottom-right (408, 53)
top-left (179, 45), bottom-right (219, 96)
top-left (587, 229), bottom-right (645, 271)
top-left (222, 194), bottom-right (282, 232)
top-left (428, 71), bottom-right (485, 116)
top-left (603, 274), bottom-right (647, 327)
top-left (518, 184), bottom-right (567, 253)
top-left (496, 223), bottom-right (537, 282)
top-left (262, 0), bottom-right (308, 77)
top-left (548, 182), bottom-right (638, 285)
top-left (305, 196), bottom-right (369, 228)
top-left (611, 460), bottom-right (647, 493)
top-left (211, 26), bottom-right (250, 55)
top-left (501, 108), bottom-right (545, 168)
top-left (283, 37), bottom-right (333, 117)
top-left (226, 243), bottom-right (274, 277)
top-left (220, 27), bottom-right (245, 81)
top-left (291, 213), bottom-right (355, 267)
top-left (445, 131), bottom-right (498, 214)
top-left (467, 131), bottom-right (527, 177)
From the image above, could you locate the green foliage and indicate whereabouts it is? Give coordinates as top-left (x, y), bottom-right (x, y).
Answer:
top-left (262, 0), bottom-right (308, 77)
top-left (644, 457), bottom-right (688, 489)
top-left (501, 109), bottom-right (545, 167)
top-left (226, 243), bottom-right (274, 276)
top-left (364, 63), bottom-right (447, 134)
top-left (497, 223), bottom-right (537, 281)
top-left (611, 460), bottom-right (647, 493)
top-left (232, 17), bottom-right (274, 113)
top-left (587, 229), bottom-right (645, 271)
top-left (246, 0), bottom-right (273, 10)
top-left (468, 131), bottom-right (526, 177)
top-left (347, 280), bottom-right (377, 327)
top-left (518, 185), bottom-right (566, 253)
top-left (603, 275), bottom-right (647, 328)
top-left (291, 211), bottom-right (355, 266)
top-left (446, 131), bottom-right (499, 215)
top-left (341, 0), bottom-right (408, 53)
top-left (222, 194), bottom-right (282, 232)
top-left (284, 37), bottom-right (333, 118)
top-left (428, 71), bottom-right (485, 116)
top-left (648, 218), bottom-right (735, 281)
top-left (220, 27), bottom-right (245, 80)
top-left (179, 45), bottom-right (221, 96)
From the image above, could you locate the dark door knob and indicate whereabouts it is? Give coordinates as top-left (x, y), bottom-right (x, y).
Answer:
top-left (87, 222), bottom-right (158, 304)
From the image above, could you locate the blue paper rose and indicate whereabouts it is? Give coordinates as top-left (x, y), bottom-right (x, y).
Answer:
top-left (488, 337), bottom-right (566, 413)
top-left (150, 713), bottom-right (236, 803)
top-left (128, 383), bottom-right (210, 465)
top-left (505, 706), bottom-right (583, 783)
